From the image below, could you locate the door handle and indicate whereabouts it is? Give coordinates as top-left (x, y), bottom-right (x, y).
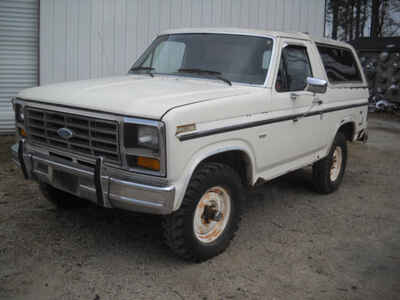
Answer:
top-left (313, 99), bottom-right (323, 105)
top-left (290, 92), bottom-right (300, 100)
top-left (290, 93), bottom-right (300, 100)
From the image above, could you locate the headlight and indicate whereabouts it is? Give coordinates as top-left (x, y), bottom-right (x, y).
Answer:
top-left (123, 118), bottom-right (165, 176)
top-left (15, 103), bottom-right (24, 123)
top-left (138, 126), bottom-right (159, 150)
top-left (13, 99), bottom-right (27, 138)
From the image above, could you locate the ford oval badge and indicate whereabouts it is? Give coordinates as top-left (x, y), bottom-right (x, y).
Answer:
top-left (57, 127), bottom-right (74, 140)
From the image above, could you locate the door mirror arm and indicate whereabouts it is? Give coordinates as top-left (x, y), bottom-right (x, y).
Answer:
top-left (291, 77), bottom-right (327, 101)
top-left (292, 78), bottom-right (326, 122)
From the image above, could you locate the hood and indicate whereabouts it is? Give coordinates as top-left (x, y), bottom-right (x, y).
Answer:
top-left (18, 75), bottom-right (254, 119)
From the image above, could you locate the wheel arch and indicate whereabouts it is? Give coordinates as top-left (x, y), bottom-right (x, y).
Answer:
top-left (202, 150), bottom-right (253, 188)
top-left (322, 117), bottom-right (357, 159)
top-left (337, 121), bottom-right (356, 142)
top-left (324, 118), bottom-right (355, 154)
top-left (173, 141), bottom-right (256, 211)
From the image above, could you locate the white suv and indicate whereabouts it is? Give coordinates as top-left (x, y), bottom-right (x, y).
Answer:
top-left (12, 28), bottom-right (369, 261)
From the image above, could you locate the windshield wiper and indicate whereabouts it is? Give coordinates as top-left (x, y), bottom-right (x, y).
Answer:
top-left (178, 68), bottom-right (221, 75)
top-left (178, 68), bottom-right (232, 86)
top-left (129, 66), bottom-right (154, 77)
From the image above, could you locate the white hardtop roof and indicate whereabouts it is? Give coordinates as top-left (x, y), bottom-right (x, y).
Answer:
top-left (160, 28), bottom-right (352, 49)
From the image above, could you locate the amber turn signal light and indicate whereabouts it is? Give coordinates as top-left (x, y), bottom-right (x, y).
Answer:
top-left (19, 127), bottom-right (27, 137)
top-left (137, 156), bottom-right (160, 171)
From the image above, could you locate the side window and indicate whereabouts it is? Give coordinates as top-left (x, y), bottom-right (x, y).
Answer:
top-left (152, 41), bottom-right (186, 73)
top-left (276, 45), bottom-right (312, 92)
top-left (317, 44), bottom-right (362, 83)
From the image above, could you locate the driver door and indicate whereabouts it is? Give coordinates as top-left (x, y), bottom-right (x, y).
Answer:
top-left (259, 40), bottom-right (324, 174)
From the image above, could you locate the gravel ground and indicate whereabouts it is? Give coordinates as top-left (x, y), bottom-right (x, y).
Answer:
top-left (0, 113), bottom-right (399, 300)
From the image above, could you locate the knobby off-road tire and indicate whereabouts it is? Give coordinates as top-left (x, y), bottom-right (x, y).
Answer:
top-left (162, 162), bottom-right (244, 262)
top-left (39, 182), bottom-right (88, 209)
top-left (312, 132), bottom-right (348, 194)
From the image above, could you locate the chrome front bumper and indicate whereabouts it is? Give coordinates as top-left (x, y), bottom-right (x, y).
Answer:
top-left (11, 141), bottom-right (175, 215)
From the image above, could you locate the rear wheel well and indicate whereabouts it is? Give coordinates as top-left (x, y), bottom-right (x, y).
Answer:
top-left (201, 150), bottom-right (252, 188)
top-left (338, 122), bottom-right (355, 142)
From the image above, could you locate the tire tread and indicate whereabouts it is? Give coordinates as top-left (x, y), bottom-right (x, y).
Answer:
top-left (162, 162), bottom-right (242, 262)
top-left (313, 132), bottom-right (347, 194)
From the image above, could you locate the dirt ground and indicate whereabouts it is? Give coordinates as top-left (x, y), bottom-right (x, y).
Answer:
top-left (0, 113), bottom-right (399, 300)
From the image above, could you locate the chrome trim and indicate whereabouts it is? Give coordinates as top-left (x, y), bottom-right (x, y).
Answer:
top-left (109, 177), bottom-right (174, 193)
top-left (25, 106), bottom-right (121, 164)
top-left (305, 77), bottom-right (328, 94)
top-left (106, 166), bottom-right (169, 187)
top-left (17, 99), bottom-right (125, 121)
top-left (29, 154), bottom-right (111, 207)
top-left (15, 99), bottom-right (168, 178)
top-left (11, 142), bottom-right (174, 215)
top-left (109, 178), bottom-right (175, 214)
top-left (33, 169), bottom-right (48, 177)
top-left (121, 117), bottom-right (167, 177)
top-left (109, 194), bottom-right (163, 208)
top-left (27, 142), bottom-right (168, 186)
top-left (33, 155), bottom-right (94, 176)
top-left (123, 117), bottom-right (162, 127)
top-left (13, 98), bottom-right (27, 138)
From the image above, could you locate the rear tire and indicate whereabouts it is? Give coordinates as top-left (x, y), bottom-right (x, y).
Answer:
top-left (312, 132), bottom-right (347, 194)
top-left (162, 162), bottom-right (243, 262)
top-left (39, 183), bottom-right (88, 209)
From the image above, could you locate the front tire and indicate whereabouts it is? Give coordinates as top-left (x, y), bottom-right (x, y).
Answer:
top-left (162, 163), bottom-right (243, 262)
top-left (312, 132), bottom-right (347, 194)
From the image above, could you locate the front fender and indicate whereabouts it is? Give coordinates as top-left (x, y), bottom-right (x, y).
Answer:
top-left (171, 140), bottom-right (256, 211)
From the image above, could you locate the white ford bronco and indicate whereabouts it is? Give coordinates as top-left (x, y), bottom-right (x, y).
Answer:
top-left (11, 28), bottom-right (368, 261)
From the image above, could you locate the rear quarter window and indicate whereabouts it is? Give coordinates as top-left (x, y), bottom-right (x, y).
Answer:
top-left (317, 44), bottom-right (363, 84)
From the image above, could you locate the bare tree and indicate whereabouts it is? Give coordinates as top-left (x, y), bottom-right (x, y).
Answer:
top-left (355, 0), bottom-right (361, 38)
top-left (349, 0), bottom-right (355, 40)
top-left (360, 0), bottom-right (368, 37)
top-left (370, 0), bottom-right (389, 38)
top-left (326, 0), bottom-right (399, 40)
top-left (370, 0), bottom-right (380, 38)
top-left (382, 0), bottom-right (400, 36)
top-left (332, 0), bottom-right (339, 39)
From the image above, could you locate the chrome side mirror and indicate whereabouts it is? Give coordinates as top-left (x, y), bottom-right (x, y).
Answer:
top-left (305, 77), bottom-right (327, 94)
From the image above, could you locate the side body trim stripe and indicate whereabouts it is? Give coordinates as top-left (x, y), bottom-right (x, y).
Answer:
top-left (178, 102), bottom-right (368, 141)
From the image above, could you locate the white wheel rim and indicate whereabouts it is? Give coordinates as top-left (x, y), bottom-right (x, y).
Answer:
top-left (330, 146), bottom-right (342, 182)
top-left (193, 186), bottom-right (231, 244)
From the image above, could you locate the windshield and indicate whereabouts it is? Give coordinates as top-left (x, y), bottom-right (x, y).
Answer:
top-left (130, 33), bottom-right (273, 85)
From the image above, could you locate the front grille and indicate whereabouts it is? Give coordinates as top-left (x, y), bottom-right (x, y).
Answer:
top-left (26, 107), bottom-right (120, 163)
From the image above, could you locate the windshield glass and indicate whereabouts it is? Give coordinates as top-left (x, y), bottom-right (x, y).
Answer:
top-left (130, 33), bottom-right (273, 85)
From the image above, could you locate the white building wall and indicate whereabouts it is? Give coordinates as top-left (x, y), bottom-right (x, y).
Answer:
top-left (0, 0), bottom-right (38, 133)
top-left (40, 0), bottom-right (325, 85)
